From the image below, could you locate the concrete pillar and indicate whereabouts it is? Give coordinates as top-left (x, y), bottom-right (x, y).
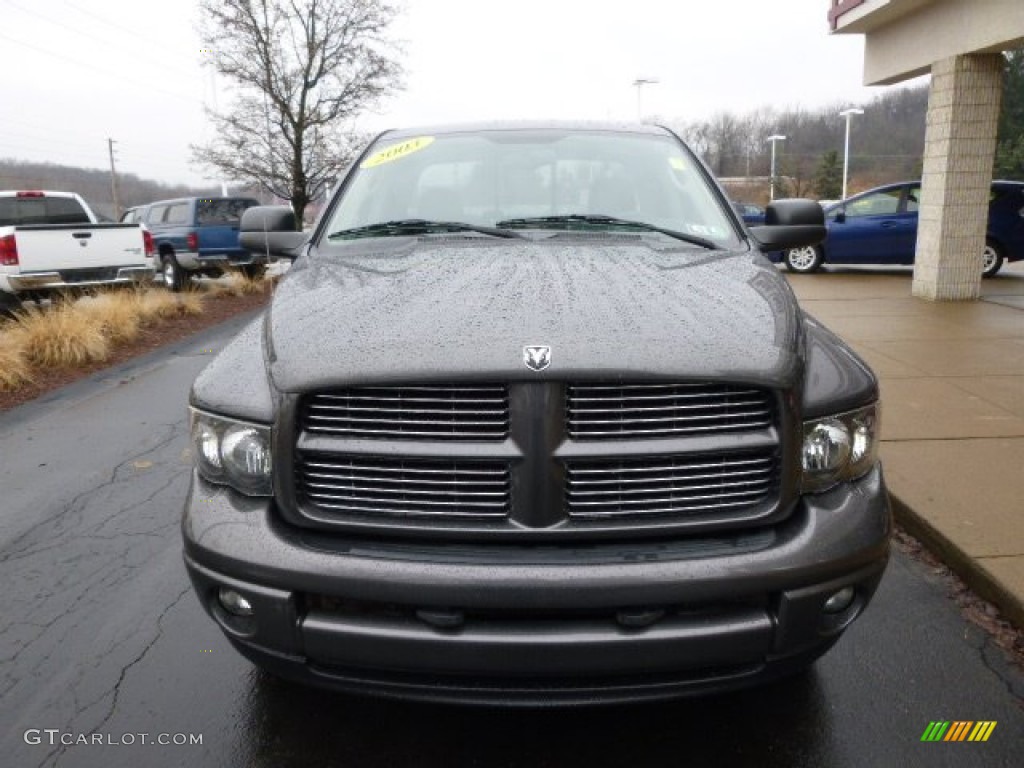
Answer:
top-left (912, 54), bottom-right (1004, 301)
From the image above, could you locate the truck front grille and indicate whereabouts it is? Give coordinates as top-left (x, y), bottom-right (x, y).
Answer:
top-left (288, 381), bottom-right (788, 538)
top-left (296, 455), bottom-right (512, 519)
top-left (566, 383), bottom-right (772, 439)
top-left (300, 385), bottom-right (510, 441)
top-left (565, 452), bottom-right (776, 519)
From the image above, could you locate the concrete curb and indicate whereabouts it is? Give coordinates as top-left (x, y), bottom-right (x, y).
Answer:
top-left (890, 493), bottom-right (1024, 630)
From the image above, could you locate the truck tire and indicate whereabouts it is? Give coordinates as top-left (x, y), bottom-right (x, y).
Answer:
top-left (982, 239), bottom-right (1004, 278)
top-left (161, 253), bottom-right (186, 292)
top-left (784, 245), bottom-right (823, 274)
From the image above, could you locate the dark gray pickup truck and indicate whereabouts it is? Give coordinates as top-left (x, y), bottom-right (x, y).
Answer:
top-left (182, 122), bottom-right (891, 705)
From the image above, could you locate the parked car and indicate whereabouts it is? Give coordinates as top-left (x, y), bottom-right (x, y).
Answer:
top-left (182, 121), bottom-right (890, 705)
top-left (776, 180), bottom-right (1024, 277)
top-left (143, 196), bottom-right (265, 290)
top-left (0, 190), bottom-right (154, 314)
top-left (732, 201), bottom-right (766, 225)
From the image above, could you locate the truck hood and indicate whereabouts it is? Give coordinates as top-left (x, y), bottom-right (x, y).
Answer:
top-left (265, 236), bottom-right (805, 392)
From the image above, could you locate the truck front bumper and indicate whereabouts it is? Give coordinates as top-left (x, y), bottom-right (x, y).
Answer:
top-left (182, 466), bottom-right (891, 705)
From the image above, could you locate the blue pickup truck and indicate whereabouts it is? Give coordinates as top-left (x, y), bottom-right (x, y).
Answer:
top-left (141, 197), bottom-right (267, 290)
top-left (775, 180), bottom-right (1024, 277)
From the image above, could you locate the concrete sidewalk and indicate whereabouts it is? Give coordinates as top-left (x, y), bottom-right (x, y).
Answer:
top-left (786, 263), bottom-right (1024, 629)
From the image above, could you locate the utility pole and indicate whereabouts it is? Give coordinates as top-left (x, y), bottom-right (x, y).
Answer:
top-left (107, 138), bottom-right (122, 220)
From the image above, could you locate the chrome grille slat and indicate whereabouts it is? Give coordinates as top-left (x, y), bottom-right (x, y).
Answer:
top-left (301, 460), bottom-right (501, 477)
top-left (571, 421), bottom-right (771, 437)
top-left (566, 470), bottom-right (770, 487)
top-left (303, 491), bottom-right (508, 506)
top-left (567, 382), bottom-right (772, 440)
top-left (305, 417), bottom-right (509, 430)
top-left (571, 399), bottom-right (766, 413)
top-left (566, 498), bottom-right (760, 518)
top-left (567, 478), bottom-right (772, 497)
top-left (301, 384), bottom-right (509, 441)
top-left (297, 455), bottom-right (511, 519)
top-left (568, 457), bottom-right (772, 475)
top-left (303, 481), bottom-right (508, 498)
top-left (570, 488), bottom-right (770, 506)
top-left (573, 409), bottom-right (770, 425)
top-left (303, 472), bottom-right (507, 488)
top-left (565, 452), bottom-right (776, 519)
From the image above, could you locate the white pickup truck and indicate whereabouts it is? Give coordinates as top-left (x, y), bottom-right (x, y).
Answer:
top-left (0, 190), bottom-right (155, 313)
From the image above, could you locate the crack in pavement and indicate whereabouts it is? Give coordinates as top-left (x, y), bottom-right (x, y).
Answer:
top-left (0, 422), bottom-right (186, 564)
top-left (39, 586), bottom-right (192, 768)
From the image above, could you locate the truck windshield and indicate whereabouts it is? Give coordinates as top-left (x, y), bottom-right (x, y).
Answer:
top-left (325, 129), bottom-right (741, 248)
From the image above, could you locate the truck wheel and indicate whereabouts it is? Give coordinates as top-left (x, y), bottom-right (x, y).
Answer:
top-left (240, 265), bottom-right (266, 281)
top-left (784, 245), bottom-right (823, 274)
top-left (161, 253), bottom-right (185, 292)
top-left (982, 240), bottom-right (1004, 278)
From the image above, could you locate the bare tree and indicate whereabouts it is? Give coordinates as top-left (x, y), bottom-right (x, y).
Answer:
top-left (192, 0), bottom-right (402, 226)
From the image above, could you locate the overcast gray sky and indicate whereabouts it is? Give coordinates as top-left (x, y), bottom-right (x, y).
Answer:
top-left (0, 0), bottom-right (927, 188)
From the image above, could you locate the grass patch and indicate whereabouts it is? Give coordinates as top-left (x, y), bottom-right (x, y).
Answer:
top-left (0, 284), bottom-right (213, 393)
top-left (78, 292), bottom-right (142, 344)
top-left (0, 336), bottom-right (33, 391)
top-left (8, 303), bottom-right (111, 367)
top-left (202, 272), bottom-right (266, 298)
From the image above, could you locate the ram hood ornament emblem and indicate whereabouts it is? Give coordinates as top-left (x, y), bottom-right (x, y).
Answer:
top-left (523, 345), bottom-right (551, 372)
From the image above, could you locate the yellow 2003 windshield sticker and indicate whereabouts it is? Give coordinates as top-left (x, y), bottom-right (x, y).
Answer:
top-left (361, 136), bottom-right (435, 168)
top-left (669, 156), bottom-right (687, 171)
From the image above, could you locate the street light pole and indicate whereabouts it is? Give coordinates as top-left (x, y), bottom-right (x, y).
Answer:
top-left (766, 134), bottom-right (786, 201)
top-left (632, 77), bottom-right (659, 122)
top-left (839, 108), bottom-right (864, 200)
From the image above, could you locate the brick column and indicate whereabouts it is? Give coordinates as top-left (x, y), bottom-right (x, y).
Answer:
top-left (912, 54), bottom-right (1004, 301)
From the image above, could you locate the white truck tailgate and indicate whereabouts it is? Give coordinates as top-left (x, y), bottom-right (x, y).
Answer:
top-left (12, 224), bottom-right (148, 271)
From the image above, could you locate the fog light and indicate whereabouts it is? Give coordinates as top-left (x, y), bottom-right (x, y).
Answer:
top-left (823, 586), bottom-right (856, 614)
top-left (218, 587), bottom-right (254, 617)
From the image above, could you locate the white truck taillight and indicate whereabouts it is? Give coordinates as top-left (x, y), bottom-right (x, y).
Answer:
top-left (0, 234), bottom-right (18, 266)
top-left (143, 229), bottom-right (154, 257)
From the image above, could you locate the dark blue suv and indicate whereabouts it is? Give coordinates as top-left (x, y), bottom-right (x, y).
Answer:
top-left (142, 197), bottom-right (266, 290)
top-left (775, 180), bottom-right (1024, 277)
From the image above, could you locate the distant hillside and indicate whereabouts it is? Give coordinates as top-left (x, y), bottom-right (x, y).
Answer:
top-left (0, 160), bottom-right (261, 220)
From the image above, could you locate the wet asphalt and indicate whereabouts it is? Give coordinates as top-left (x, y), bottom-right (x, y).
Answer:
top-left (1, 311), bottom-right (1022, 768)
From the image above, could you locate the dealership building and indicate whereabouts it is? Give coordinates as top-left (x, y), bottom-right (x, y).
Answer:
top-left (829, 0), bottom-right (1024, 300)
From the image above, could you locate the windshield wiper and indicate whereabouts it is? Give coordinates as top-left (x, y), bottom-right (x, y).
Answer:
top-left (494, 214), bottom-right (718, 250)
top-left (328, 219), bottom-right (523, 240)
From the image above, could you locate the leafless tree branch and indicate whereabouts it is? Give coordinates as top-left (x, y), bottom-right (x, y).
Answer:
top-left (191, 0), bottom-right (402, 224)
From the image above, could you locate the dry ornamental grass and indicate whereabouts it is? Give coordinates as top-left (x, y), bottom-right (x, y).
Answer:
top-left (0, 276), bottom-right (267, 394)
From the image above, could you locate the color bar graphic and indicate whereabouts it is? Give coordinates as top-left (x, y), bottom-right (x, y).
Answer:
top-left (920, 721), bottom-right (996, 742)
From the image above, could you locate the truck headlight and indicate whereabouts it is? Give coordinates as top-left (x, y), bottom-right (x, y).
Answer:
top-left (190, 408), bottom-right (273, 496)
top-left (801, 403), bottom-right (879, 492)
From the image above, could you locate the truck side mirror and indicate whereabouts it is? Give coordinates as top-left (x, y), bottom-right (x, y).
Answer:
top-left (747, 199), bottom-right (827, 251)
top-left (240, 206), bottom-right (307, 260)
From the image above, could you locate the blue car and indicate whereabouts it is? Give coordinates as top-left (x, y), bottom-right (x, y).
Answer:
top-left (732, 201), bottom-right (766, 226)
top-left (775, 180), bottom-right (1024, 277)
